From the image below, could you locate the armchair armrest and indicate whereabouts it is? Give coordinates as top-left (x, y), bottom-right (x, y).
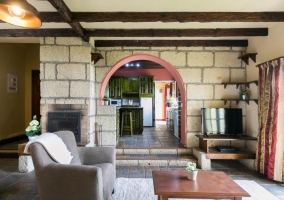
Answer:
top-left (78, 146), bottom-right (116, 166)
top-left (37, 163), bottom-right (103, 200)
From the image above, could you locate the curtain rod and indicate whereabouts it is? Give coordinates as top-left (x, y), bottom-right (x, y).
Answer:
top-left (256, 56), bottom-right (284, 67)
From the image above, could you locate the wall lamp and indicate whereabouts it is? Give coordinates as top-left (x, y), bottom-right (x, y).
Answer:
top-left (0, 0), bottom-right (41, 28)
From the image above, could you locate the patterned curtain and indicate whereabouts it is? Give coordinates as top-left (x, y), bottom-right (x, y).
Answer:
top-left (255, 57), bottom-right (284, 183)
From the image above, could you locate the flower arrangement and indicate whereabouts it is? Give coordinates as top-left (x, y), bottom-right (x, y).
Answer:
top-left (240, 88), bottom-right (250, 96)
top-left (166, 95), bottom-right (176, 103)
top-left (25, 115), bottom-right (41, 137)
top-left (186, 161), bottom-right (198, 172)
top-left (102, 95), bottom-right (110, 101)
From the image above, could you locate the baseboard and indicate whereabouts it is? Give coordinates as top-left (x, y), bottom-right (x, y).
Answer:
top-left (0, 135), bottom-right (27, 146)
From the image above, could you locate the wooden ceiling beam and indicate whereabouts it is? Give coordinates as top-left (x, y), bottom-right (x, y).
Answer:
top-left (36, 12), bottom-right (284, 23)
top-left (0, 28), bottom-right (267, 38)
top-left (85, 28), bottom-right (267, 37)
top-left (95, 40), bottom-right (248, 47)
top-left (47, 0), bottom-right (87, 41)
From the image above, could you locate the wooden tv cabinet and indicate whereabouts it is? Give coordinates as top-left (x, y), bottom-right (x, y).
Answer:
top-left (195, 135), bottom-right (257, 159)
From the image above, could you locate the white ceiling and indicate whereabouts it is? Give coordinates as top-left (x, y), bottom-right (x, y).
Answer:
top-left (0, 0), bottom-right (284, 43)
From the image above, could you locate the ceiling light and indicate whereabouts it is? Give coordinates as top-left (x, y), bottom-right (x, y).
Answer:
top-left (125, 63), bottom-right (129, 67)
top-left (0, 0), bottom-right (41, 28)
top-left (136, 63), bottom-right (140, 67)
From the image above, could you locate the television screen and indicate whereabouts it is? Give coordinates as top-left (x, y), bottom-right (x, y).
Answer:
top-left (201, 108), bottom-right (243, 135)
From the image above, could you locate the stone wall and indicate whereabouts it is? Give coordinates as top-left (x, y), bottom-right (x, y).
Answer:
top-left (94, 46), bottom-right (248, 147)
top-left (39, 37), bottom-right (96, 145)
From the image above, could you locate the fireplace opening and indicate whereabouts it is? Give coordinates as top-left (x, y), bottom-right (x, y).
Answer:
top-left (48, 112), bottom-right (81, 142)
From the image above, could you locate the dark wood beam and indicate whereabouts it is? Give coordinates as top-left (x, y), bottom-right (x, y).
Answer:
top-left (85, 28), bottom-right (267, 37)
top-left (37, 12), bottom-right (284, 23)
top-left (0, 29), bottom-right (78, 37)
top-left (0, 28), bottom-right (267, 38)
top-left (95, 40), bottom-right (248, 47)
top-left (47, 0), bottom-right (87, 41)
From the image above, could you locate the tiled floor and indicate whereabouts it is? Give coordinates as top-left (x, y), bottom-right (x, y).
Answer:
top-left (116, 121), bottom-right (184, 148)
top-left (1, 158), bottom-right (284, 199)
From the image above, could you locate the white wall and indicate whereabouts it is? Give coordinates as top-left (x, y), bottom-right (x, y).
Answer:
top-left (247, 22), bottom-right (284, 137)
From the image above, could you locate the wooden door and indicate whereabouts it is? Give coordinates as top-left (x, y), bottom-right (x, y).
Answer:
top-left (32, 70), bottom-right (41, 121)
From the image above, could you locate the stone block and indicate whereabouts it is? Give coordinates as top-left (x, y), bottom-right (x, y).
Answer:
top-left (232, 47), bottom-right (247, 51)
top-left (187, 84), bottom-right (213, 100)
top-left (186, 133), bottom-right (200, 147)
top-left (95, 115), bottom-right (116, 131)
top-left (40, 63), bottom-right (44, 80)
top-left (116, 160), bottom-right (138, 166)
top-left (187, 52), bottom-right (213, 67)
top-left (177, 68), bottom-right (202, 83)
top-left (40, 37), bottom-right (44, 44)
top-left (106, 51), bottom-right (132, 66)
top-left (96, 47), bottom-right (122, 51)
top-left (204, 100), bottom-right (230, 108)
top-left (87, 63), bottom-right (95, 81)
top-left (192, 148), bottom-right (211, 170)
top-left (55, 99), bottom-right (85, 104)
top-left (151, 47), bottom-right (176, 50)
top-left (97, 104), bottom-right (117, 115)
top-left (169, 160), bottom-right (189, 166)
top-left (19, 156), bottom-right (34, 173)
top-left (96, 67), bottom-right (110, 83)
top-left (70, 81), bottom-right (90, 98)
top-left (57, 64), bottom-right (86, 80)
top-left (40, 45), bottom-right (69, 62)
top-left (45, 63), bottom-right (56, 79)
top-left (177, 148), bottom-right (192, 155)
top-left (203, 68), bottom-right (229, 83)
top-left (45, 37), bottom-right (55, 44)
top-left (178, 47), bottom-right (203, 51)
top-left (95, 83), bottom-right (101, 99)
top-left (116, 149), bottom-right (124, 154)
top-left (231, 68), bottom-right (246, 82)
top-left (215, 52), bottom-right (241, 67)
top-left (132, 50), bottom-right (159, 57)
top-left (46, 99), bottom-right (55, 104)
top-left (124, 149), bottom-right (150, 154)
top-left (205, 47), bottom-right (230, 51)
top-left (56, 37), bottom-right (83, 45)
top-left (215, 85), bottom-right (239, 99)
top-left (70, 46), bottom-right (92, 63)
top-left (150, 149), bottom-right (177, 154)
top-left (41, 81), bottom-right (69, 97)
top-left (187, 100), bottom-right (203, 115)
top-left (138, 160), bottom-right (168, 166)
top-left (100, 131), bottom-right (116, 146)
top-left (160, 51), bottom-right (186, 66)
top-left (187, 116), bottom-right (201, 132)
top-left (124, 47), bottom-right (150, 50)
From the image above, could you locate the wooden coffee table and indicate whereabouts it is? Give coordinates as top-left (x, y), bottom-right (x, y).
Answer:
top-left (152, 170), bottom-right (250, 200)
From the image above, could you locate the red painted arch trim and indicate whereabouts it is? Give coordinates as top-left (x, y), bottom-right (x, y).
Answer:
top-left (100, 54), bottom-right (187, 145)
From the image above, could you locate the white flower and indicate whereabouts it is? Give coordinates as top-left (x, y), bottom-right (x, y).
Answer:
top-left (186, 162), bottom-right (198, 171)
top-left (29, 120), bottom-right (39, 126)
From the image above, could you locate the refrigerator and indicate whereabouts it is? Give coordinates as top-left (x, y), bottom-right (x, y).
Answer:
top-left (140, 97), bottom-right (153, 126)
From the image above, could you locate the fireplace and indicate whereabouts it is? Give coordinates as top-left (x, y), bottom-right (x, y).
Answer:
top-left (48, 112), bottom-right (81, 142)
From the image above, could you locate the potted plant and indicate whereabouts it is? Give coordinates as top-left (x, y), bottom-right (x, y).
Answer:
top-left (166, 96), bottom-right (176, 107)
top-left (240, 89), bottom-right (250, 100)
top-left (186, 161), bottom-right (199, 180)
top-left (102, 95), bottom-right (110, 105)
top-left (25, 115), bottom-right (41, 140)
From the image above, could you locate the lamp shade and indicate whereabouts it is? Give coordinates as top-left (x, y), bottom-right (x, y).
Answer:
top-left (0, 0), bottom-right (41, 28)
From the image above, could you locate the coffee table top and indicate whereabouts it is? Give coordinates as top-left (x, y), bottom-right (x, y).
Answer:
top-left (152, 170), bottom-right (250, 198)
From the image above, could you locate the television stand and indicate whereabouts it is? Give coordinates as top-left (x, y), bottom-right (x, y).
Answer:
top-left (195, 135), bottom-right (257, 159)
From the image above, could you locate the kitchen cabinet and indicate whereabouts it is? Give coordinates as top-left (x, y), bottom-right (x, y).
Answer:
top-left (122, 77), bottom-right (139, 94)
top-left (109, 77), bottom-right (122, 98)
top-left (119, 107), bottom-right (143, 134)
top-left (139, 76), bottom-right (154, 97)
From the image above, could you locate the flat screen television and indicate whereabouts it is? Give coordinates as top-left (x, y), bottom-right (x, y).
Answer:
top-left (201, 108), bottom-right (243, 136)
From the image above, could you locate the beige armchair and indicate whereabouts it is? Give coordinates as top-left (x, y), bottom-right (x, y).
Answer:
top-left (30, 131), bottom-right (116, 200)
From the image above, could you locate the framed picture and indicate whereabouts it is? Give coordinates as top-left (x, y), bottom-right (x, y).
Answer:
top-left (7, 73), bottom-right (17, 93)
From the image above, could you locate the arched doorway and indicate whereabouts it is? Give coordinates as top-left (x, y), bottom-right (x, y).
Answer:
top-left (100, 54), bottom-right (187, 145)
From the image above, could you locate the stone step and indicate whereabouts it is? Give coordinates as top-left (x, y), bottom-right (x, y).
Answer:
top-left (116, 153), bottom-right (197, 166)
top-left (116, 147), bottom-right (192, 155)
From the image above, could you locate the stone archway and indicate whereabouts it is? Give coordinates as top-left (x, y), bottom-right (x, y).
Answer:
top-left (100, 54), bottom-right (187, 145)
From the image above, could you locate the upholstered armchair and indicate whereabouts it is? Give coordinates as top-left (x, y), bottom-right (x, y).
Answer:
top-left (30, 131), bottom-right (116, 200)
